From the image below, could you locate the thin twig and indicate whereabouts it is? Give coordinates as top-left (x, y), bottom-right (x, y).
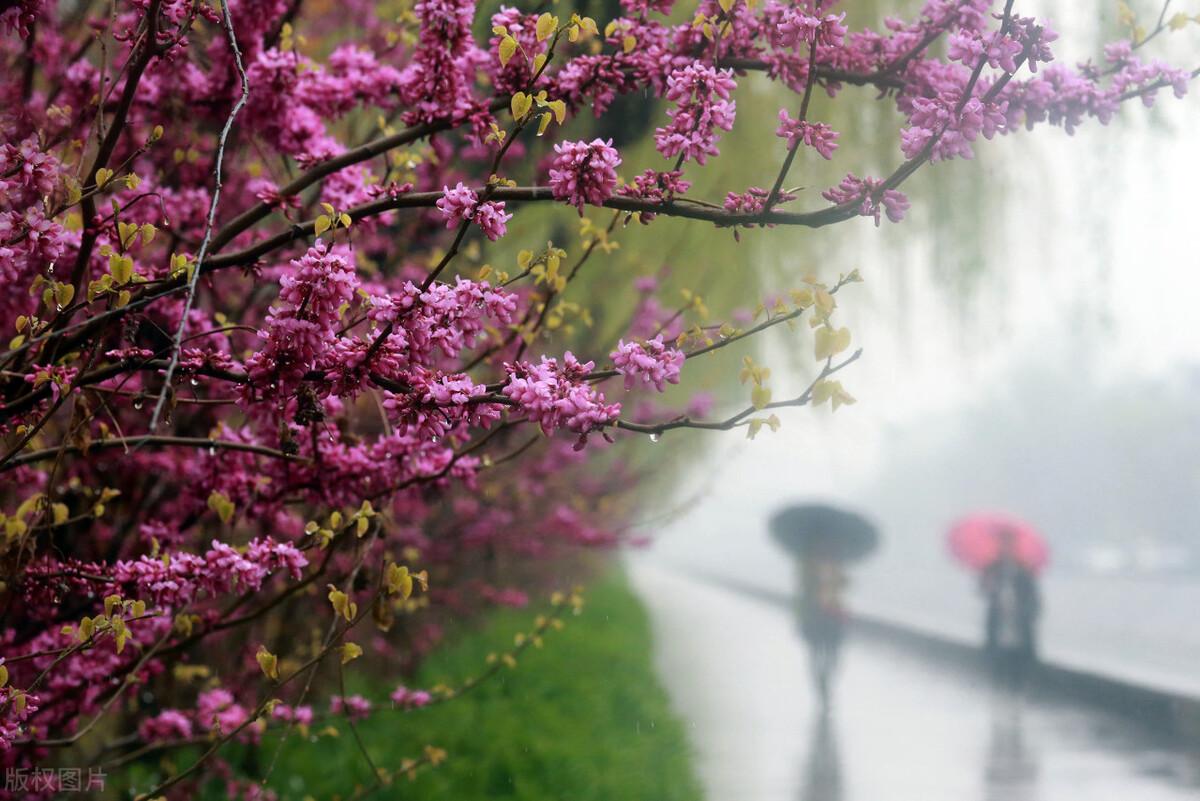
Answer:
top-left (147, 0), bottom-right (249, 432)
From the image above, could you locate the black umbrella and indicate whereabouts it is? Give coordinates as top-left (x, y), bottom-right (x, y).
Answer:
top-left (769, 504), bottom-right (879, 563)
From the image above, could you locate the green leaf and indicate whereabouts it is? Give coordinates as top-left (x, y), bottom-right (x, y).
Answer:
top-left (498, 35), bottom-right (518, 67)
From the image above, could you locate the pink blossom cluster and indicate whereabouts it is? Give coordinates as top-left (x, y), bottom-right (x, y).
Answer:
top-left (196, 688), bottom-right (259, 739)
top-left (271, 703), bottom-right (315, 727)
top-left (0, 138), bottom-right (69, 326)
top-left (112, 537), bottom-right (308, 607)
top-left (382, 367), bottom-right (502, 441)
top-left (330, 694), bottom-right (373, 720)
top-left (900, 93), bottom-right (1008, 161)
top-left (488, 7), bottom-right (549, 95)
top-left (399, 0), bottom-right (479, 123)
top-left (391, 685), bottom-right (434, 709)
top-left (947, 29), bottom-right (1025, 74)
top-left (775, 112), bottom-right (840, 159)
top-left (618, 169), bottom-right (692, 223)
top-left (0, 682), bottom-right (38, 751)
top-left (822, 174), bottom-right (911, 226)
top-left (137, 709), bottom-right (194, 743)
top-left (548, 139), bottom-right (622, 214)
top-left (778, 9), bottom-right (847, 50)
top-left (722, 186), bottom-right (796, 215)
top-left (243, 241), bottom-right (361, 403)
top-left (655, 65), bottom-right (737, 166)
top-left (611, 336), bottom-right (685, 392)
top-left (436, 182), bottom-right (512, 241)
top-left (503, 353), bottom-right (621, 440)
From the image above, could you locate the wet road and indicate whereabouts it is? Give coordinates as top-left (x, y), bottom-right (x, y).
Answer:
top-left (627, 560), bottom-right (1200, 801)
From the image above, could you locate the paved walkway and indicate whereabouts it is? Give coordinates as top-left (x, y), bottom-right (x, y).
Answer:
top-left (628, 560), bottom-right (1200, 801)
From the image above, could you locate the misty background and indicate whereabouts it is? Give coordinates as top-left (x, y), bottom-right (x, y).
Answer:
top-left (634, 0), bottom-right (1200, 698)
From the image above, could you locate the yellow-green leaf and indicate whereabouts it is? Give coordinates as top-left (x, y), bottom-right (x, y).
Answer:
top-left (511, 91), bottom-right (532, 120)
top-left (110, 254), bottom-right (134, 286)
top-left (498, 35), bottom-right (518, 66)
top-left (535, 12), bottom-right (557, 42)
top-left (256, 645), bottom-right (280, 681)
top-left (386, 563), bottom-right (414, 599)
top-left (54, 282), bottom-right (75, 308)
top-left (207, 491), bottom-right (235, 524)
top-left (813, 326), bottom-right (850, 360)
top-left (314, 214), bottom-right (332, 237)
top-left (751, 384), bottom-right (771, 410)
top-left (118, 221), bottom-right (139, 249)
top-left (328, 585), bottom-right (357, 622)
top-left (341, 642), bottom-right (363, 664)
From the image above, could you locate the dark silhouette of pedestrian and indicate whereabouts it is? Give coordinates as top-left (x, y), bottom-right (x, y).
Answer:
top-left (981, 529), bottom-right (1041, 692)
top-left (797, 557), bottom-right (848, 709)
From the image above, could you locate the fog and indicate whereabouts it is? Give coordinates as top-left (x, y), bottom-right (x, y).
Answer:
top-left (639, 1), bottom-right (1200, 696)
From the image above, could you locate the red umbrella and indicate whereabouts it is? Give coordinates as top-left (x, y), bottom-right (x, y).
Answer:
top-left (947, 512), bottom-right (1049, 573)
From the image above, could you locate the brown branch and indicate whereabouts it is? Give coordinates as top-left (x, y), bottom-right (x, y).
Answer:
top-left (2, 435), bottom-right (308, 472)
top-left (614, 348), bottom-right (863, 437)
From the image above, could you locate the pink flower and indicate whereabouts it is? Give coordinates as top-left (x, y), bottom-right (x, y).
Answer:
top-left (822, 174), bottom-right (910, 226)
top-left (330, 694), bottom-right (372, 720)
top-left (271, 704), bottom-right (314, 726)
top-left (473, 200), bottom-right (512, 241)
top-left (242, 241), bottom-right (361, 403)
top-left (617, 169), bottom-right (692, 222)
top-left (436, 182), bottom-right (511, 240)
top-left (686, 392), bottom-right (715, 419)
top-left (778, 10), bottom-right (846, 49)
top-left (655, 65), bottom-right (737, 166)
top-left (611, 336), bottom-right (685, 392)
top-left (502, 352), bottom-right (621, 443)
top-left (390, 685), bottom-right (434, 709)
top-left (196, 689), bottom-right (253, 737)
top-left (436, 181), bottom-right (478, 228)
top-left (138, 710), bottom-right (194, 742)
top-left (775, 112), bottom-right (839, 159)
top-left (548, 139), bottom-right (622, 214)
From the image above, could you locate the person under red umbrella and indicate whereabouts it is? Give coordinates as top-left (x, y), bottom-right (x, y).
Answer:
top-left (948, 514), bottom-right (1046, 693)
top-left (981, 528), bottom-right (1042, 692)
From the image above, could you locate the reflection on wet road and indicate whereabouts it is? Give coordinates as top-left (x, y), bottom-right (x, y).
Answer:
top-left (628, 560), bottom-right (1200, 801)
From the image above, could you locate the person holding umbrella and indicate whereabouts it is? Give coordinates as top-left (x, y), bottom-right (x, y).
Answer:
top-left (770, 504), bottom-right (879, 710)
top-left (948, 514), bottom-right (1047, 693)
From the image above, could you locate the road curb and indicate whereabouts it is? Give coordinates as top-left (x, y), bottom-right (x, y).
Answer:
top-left (688, 568), bottom-right (1200, 745)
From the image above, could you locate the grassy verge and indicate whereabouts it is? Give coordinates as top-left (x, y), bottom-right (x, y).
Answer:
top-left (253, 567), bottom-right (701, 800)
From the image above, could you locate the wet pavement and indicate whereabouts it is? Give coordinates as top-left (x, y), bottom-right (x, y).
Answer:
top-left (627, 560), bottom-right (1200, 801)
